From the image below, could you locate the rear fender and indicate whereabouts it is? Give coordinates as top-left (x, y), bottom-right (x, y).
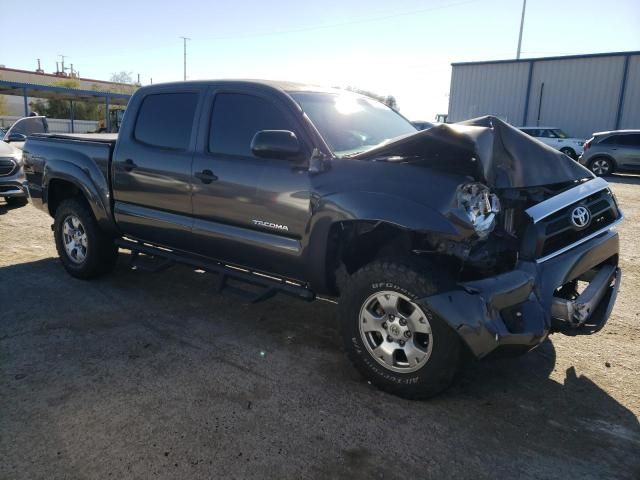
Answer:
top-left (43, 158), bottom-right (116, 234)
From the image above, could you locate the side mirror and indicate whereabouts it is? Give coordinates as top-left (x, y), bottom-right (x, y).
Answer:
top-left (6, 132), bottom-right (27, 143)
top-left (251, 130), bottom-right (301, 160)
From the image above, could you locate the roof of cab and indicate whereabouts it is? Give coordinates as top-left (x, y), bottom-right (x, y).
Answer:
top-left (139, 79), bottom-right (341, 95)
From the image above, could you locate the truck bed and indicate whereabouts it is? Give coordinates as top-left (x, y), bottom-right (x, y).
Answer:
top-left (32, 133), bottom-right (118, 144)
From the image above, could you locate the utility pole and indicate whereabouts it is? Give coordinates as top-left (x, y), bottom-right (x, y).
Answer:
top-left (179, 36), bottom-right (190, 81)
top-left (58, 54), bottom-right (68, 75)
top-left (516, 0), bottom-right (527, 59)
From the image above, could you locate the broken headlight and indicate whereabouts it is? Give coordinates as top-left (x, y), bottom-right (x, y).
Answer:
top-left (456, 182), bottom-right (500, 240)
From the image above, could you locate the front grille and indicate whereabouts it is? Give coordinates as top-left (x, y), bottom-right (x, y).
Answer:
top-left (536, 189), bottom-right (620, 258)
top-left (0, 157), bottom-right (16, 176)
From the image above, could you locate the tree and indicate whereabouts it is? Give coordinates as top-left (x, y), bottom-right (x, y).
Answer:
top-left (0, 95), bottom-right (8, 116)
top-left (110, 71), bottom-right (133, 84)
top-left (344, 86), bottom-right (400, 111)
top-left (30, 79), bottom-right (100, 121)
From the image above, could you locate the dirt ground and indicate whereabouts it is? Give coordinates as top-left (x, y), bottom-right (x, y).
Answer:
top-left (1, 176), bottom-right (639, 480)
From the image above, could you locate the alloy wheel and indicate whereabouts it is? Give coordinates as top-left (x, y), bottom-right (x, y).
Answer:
top-left (592, 159), bottom-right (610, 176)
top-left (358, 291), bottom-right (434, 373)
top-left (62, 215), bottom-right (88, 264)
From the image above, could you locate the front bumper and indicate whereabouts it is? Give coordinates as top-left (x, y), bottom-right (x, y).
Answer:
top-left (0, 177), bottom-right (27, 198)
top-left (419, 226), bottom-right (620, 358)
top-left (0, 169), bottom-right (27, 198)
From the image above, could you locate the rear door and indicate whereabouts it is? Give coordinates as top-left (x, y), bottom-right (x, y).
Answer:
top-left (190, 87), bottom-right (313, 279)
top-left (616, 134), bottom-right (640, 169)
top-left (112, 87), bottom-right (203, 250)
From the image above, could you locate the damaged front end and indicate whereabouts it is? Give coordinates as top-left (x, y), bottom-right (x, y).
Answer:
top-left (353, 116), bottom-right (623, 357)
top-left (421, 177), bottom-right (623, 358)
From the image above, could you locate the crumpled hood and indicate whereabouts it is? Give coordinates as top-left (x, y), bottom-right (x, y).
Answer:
top-left (351, 116), bottom-right (593, 189)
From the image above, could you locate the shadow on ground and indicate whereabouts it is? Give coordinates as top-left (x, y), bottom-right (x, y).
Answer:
top-left (1, 255), bottom-right (639, 479)
top-left (607, 173), bottom-right (640, 186)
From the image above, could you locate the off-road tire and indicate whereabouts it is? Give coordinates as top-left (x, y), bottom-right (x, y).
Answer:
top-left (5, 196), bottom-right (28, 207)
top-left (53, 198), bottom-right (118, 279)
top-left (338, 260), bottom-right (461, 399)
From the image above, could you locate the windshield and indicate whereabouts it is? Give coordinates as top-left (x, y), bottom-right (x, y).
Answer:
top-left (289, 91), bottom-right (417, 156)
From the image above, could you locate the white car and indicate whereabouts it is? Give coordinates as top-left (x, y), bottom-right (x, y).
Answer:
top-left (519, 127), bottom-right (584, 159)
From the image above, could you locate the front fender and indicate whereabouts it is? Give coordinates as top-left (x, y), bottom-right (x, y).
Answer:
top-left (304, 191), bottom-right (465, 293)
top-left (43, 158), bottom-right (116, 234)
top-left (319, 191), bottom-right (461, 237)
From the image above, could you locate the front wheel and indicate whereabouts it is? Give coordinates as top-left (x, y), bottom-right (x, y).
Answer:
top-left (560, 147), bottom-right (576, 160)
top-left (53, 197), bottom-right (118, 279)
top-left (338, 260), bottom-right (461, 399)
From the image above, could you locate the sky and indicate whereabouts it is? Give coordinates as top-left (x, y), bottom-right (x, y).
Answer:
top-left (1, 0), bottom-right (639, 120)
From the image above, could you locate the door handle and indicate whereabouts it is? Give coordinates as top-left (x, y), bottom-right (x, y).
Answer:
top-left (195, 169), bottom-right (218, 184)
top-left (122, 159), bottom-right (137, 172)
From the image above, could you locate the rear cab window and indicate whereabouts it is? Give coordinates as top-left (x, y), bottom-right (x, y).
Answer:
top-left (134, 93), bottom-right (198, 150)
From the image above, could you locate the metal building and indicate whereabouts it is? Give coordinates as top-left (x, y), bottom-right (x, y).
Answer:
top-left (448, 51), bottom-right (640, 139)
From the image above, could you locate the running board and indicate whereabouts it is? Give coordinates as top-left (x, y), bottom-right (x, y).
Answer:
top-left (115, 238), bottom-right (315, 304)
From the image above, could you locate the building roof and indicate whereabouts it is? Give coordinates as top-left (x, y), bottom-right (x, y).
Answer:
top-left (451, 50), bottom-right (640, 67)
top-left (0, 66), bottom-right (134, 88)
top-left (0, 79), bottom-right (131, 105)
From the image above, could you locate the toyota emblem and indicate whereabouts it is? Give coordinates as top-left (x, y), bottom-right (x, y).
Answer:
top-left (571, 206), bottom-right (591, 229)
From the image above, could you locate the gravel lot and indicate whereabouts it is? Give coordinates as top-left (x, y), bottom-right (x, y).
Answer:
top-left (1, 176), bottom-right (639, 479)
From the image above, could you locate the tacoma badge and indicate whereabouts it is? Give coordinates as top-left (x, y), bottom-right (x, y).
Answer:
top-left (252, 220), bottom-right (289, 232)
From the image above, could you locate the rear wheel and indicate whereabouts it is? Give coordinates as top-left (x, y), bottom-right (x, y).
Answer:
top-left (338, 260), bottom-right (461, 399)
top-left (53, 198), bottom-right (118, 279)
top-left (589, 157), bottom-right (613, 176)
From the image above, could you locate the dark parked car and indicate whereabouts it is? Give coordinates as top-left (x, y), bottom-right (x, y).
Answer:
top-left (22, 81), bottom-right (622, 399)
top-left (579, 130), bottom-right (640, 176)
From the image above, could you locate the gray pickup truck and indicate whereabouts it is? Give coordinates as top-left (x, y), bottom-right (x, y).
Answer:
top-left (22, 80), bottom-right (623, 399)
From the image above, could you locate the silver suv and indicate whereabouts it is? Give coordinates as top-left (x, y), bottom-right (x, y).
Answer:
top-left (579, 130), bottom-right (640, 176)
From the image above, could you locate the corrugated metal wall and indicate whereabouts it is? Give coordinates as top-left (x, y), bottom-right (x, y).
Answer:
top-left (448, 62), bottom-right (530, 125)
top-left (524, 56), bottom-right (624, 137)
top-left (620, 55), bottom-right (640, 129)
top-left (448, 53), bottom-right (640, 139)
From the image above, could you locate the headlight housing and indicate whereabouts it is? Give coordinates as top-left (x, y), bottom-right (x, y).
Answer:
top-left (456, 182), bottom-right (500, 240)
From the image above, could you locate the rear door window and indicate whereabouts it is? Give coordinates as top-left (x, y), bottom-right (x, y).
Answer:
top-left (134, 93), bottom-right (198, 150)
top-left (600, 135), bottom-right (621, 145)
top-left (618, 134), bottom-right (640, 146)
top-left (209, 93), bottom-right (297, 157)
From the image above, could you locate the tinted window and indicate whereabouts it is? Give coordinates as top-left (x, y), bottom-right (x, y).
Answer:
top-left (11, 117), bottom-right (47, 136)
top-left (618, 134), bottom-right (640, 146)
top-left (209, 93), bottom-right (296, 156)
top-left (600, 135), bottom-right (620, 145)
top-left (134, 93), bottom-right (198, 149)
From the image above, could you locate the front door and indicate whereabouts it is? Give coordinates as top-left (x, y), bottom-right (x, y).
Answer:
top-left (190, 89), bottom-right (313, 280)
top-left (112, 88), bottom-right (203, 250)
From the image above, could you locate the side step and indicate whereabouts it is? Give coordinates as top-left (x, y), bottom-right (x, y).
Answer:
top-left (115, 238), bottom-right (315, 304)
